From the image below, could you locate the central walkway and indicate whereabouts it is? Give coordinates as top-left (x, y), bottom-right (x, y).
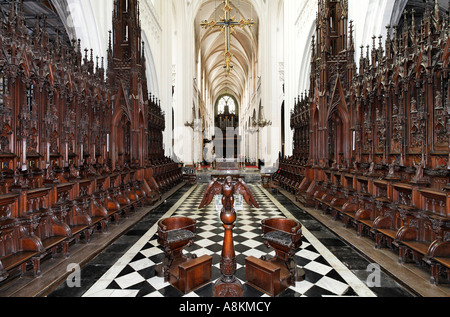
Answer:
top-left (48, 184), bottom-right (414, 298)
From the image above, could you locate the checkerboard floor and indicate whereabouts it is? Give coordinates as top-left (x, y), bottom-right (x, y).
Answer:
top-left (76, 184), bottom-right (380, 298)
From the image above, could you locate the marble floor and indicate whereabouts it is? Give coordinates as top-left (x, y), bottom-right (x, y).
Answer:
top-left (48, 183), bottom-right (414, 298)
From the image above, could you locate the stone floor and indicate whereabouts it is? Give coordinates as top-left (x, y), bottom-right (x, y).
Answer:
top-left (48, 184), bottom-right (415, 298)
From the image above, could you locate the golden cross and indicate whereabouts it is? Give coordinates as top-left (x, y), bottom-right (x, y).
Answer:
top-left (200, 0), bottom-right (255, 74)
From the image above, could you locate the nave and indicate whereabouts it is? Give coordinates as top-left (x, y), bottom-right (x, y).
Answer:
top-left (47, 184), bottom-right (414, 298)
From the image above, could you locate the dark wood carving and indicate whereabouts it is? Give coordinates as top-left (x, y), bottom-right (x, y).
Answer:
top-left (282, 0), bottom-right (450, 285)
top-left (255, 218), bottom-right (304, 296)
top-left (199, 176), bottom-right (259, 297)
top-left (0, 0), bottom-right (183, 284)
top-left (156, 216), bottom-right (211, 294)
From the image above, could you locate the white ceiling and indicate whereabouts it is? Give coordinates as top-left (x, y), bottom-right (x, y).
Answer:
top-left (195, 0), bottom-right (259, 105)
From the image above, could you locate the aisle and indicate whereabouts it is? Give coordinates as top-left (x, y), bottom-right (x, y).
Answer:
top-left (76, 184), bottom-right (376, 297)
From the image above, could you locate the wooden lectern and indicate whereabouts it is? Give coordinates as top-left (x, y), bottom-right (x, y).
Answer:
top-left (199, 177), bottom-right (259, 297)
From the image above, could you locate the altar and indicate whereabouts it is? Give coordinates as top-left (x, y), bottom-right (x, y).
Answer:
top-left (216, 158), bottom-right (239, 170)
top-left (196, 167), bottom-right (262, 184)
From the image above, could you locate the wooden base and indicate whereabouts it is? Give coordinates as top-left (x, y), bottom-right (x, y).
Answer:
top-left (169, 255), bottom-right (212, 294)
top-left (214, 276), bottom-right (243, 297)
top-left (246, 256), bottom-right (289, 297)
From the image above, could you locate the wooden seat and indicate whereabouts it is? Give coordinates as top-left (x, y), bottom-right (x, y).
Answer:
top-left (376, 228), bottom-right (398, 248)
top-left (261, 218), bottom-right (305, 286)
top-left (425, 239), bottom-right (450, 285)
top-left (429, 257), bottom-right (450, 285)
top-left (401, 240), bottom-right (430, 259)
top-left (329, 190), bottom-right (348, 220)
top-left (1, 251), bottom-right (40, 279)
top-left (396, 224), bottom-right (431, 265)
top-left (156, 217), bottom-right (197, 282)
top-left (269, 180), bottom-right (279, 194)
top-left (372, 204), bottom-right (403, 250)
top-left (0, 215), bottom-right (45, 280)
top-left (341, 202), bottom-right (358, 228)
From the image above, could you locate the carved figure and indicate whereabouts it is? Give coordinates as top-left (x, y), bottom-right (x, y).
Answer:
top-left (199, 176), bottom-right (259, 210)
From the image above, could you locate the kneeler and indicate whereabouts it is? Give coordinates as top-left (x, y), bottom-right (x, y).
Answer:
top-left (156, 217), bottom-right (212, 294)
top-left (246, 218), bottom-right (305, 296)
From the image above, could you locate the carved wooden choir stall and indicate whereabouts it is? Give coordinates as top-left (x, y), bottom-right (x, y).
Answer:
top-left (156, 216), bottom-right (212, 294)
top-left (276, 0), bottom-right (450, 285)
top-left (246, 218), bottom-right (304, 297)
top-left (0, 0), bottom-right (182, 285)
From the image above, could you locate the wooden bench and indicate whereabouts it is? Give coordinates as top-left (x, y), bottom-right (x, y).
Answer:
top-left (340, 191), bottom-right (370, 230)
top-left (395, 210), bottom-right (443, 266)
top-left (373, 203), bottom-right (405, 250)
top-left (295, 178), bottom-right (311, 205)
top-left (428, 256), bottom-right (450, 285)
top-left (24, 187), bottom-right (72, 260)
top-left (132, 180), bottom-right (147, 207)
top-left (330, 187), bottom-right (356, 220)
top-left (54, 183), bottom-right (91, 245)
top-left (246, 256), bottom-right (288, 297)
top-left (76, 179), bottom-right (107, 235)
top-left (169, 255), bottom-right (212, 294)
top-left (312, 182), bottom-right (332, 211)
top-left (355, 193), bottom-right (377, 237)
top-left (395, 187), bottom-right (450, 279)
top-left (424, 221), bottom-right (450, 285)
top-left (96, 189), bottom-right (121, 225)
top-left (187, 174), bottom-right (197, 185)
top-left (0, 203), bottom-right (44, 280)
top-left (319, 185), bottom-right (338, 212)
top-left (1, 250), bottom-right (40, 280)
top-left (110, 186), bottom-right (132, 217)
top-left (261, 174), bottom-right (271, 188)
top-left (269, 180), bottom-right (280, 194)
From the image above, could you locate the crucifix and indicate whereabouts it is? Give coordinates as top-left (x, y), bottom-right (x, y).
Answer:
top-left (200, 0), bottom-right (255, 74)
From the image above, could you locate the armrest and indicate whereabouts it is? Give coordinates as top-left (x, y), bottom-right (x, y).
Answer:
top-left (373, 216), bottom-right (393, 230)
top-left (396, 226), bottom-right (418, 242)
top-left (427, 240), bottom-right (450, 258)
top-left (158, 217), bottom-right (197, 233)
top-left (342, 202), bottom-right (357, 213)
top-left (356, 208), bottom-right (371, 220)
top-left (261, 218), bottom-right (302, 245)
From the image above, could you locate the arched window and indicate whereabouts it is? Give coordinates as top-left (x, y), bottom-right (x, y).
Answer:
top-left (217, 95), bottom-right (236, 115)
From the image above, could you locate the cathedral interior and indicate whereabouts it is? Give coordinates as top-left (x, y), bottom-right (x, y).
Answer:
top-left (0, 0), bottom-right (448, 302)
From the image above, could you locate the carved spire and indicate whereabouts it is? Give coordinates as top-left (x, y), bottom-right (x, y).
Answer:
top-left (8, 0), bottom-right (26, 35)
top-left (108, 0), bottom-right (145, 87)
top-left (433, 0), bottom-right (441, 31)
top-left (41, 15), bottom-right (49, 48)
top-left (348, 20), bottom-right (355, 53)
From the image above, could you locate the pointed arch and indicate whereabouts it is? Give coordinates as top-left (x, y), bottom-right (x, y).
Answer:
top-left (326, 77), bottom-right (351, 165)
top-left (111, 82), bottom-right (133, 168)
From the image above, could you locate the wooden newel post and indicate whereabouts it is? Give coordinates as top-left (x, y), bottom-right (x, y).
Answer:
top-left (214, 206), bottom-right (242, 297)
top-left (198, 176), bottom-right (259, 298)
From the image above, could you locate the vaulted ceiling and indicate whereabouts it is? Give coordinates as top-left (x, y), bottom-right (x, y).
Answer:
top-left (0, 0), bottom-right (73, 45)
top-left (195, 0), bottom-right (259, 106)
top-left (392, 0), bottom-right (449, 28)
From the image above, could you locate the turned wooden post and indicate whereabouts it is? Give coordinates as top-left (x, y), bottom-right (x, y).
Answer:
top-left (214, 206), bottom-right (242, 297)
top-left (199, 176), bottom-right (258, 297)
